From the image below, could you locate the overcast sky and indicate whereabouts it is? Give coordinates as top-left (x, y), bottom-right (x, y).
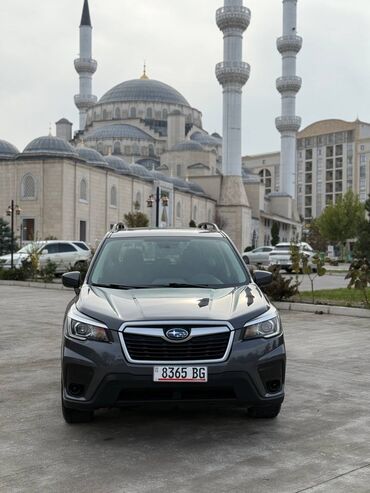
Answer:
top-left (0, 0), bottom-right (369, 155)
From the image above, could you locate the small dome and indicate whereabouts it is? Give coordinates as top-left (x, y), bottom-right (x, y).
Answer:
top-left (168, 177), bottom-right (191, 190)
top-left (191, 132), bottom-right (221, 147)
top-left (188, 181), bottom-right (205, 194)
top-left (136, 158), bottom-right (160, 171)
top-left (172, 140), bottom-right (204, 152)
top-left (242, 167), bottom-right (260, 184)
top-left (23, 136), bottom-right (77, 158)
top-left (0, 139), bottom-right (19, 158)
top-left (85, 124), bottom-right (154, 141)
top-left (99, 79), bottom-right (190, 106)
top-left (77, 147), bottom-right (108, 167)
top-left (130, 163), bottom-right (154, 180)
top-left (105, 155), bottom-right (132, 174)
top-left (151, 171), bottom-right (173, 184)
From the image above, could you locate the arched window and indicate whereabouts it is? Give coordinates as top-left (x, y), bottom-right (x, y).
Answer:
top-left (80, 179), bottom-right (88, 202)
top-left (103, 109), bottom-right (108, 120)
top-left (135, 191), bottom-right (141, 211)
top-left (148, 144), bottom-right (155, 157)
top-left (21, 174), bottom-right (36, 199)
top-left (186, 114), bottom-right (192, 124)
top-left (130, 107), bottom-right (137, 118)
top-left (163, 109), bottom-right (168, 120)
top-left (208, 209), bottom-right (212, 221)
top-left (259, 169), bottom-right (272, 194)
top-left (146, 108), bottom-right (153, 119)
top-left (110, 185), bottom-right (117, 207)
top-left (113, 142), bottom-right (121, 155)
top-left (114, 107), bottom-right (121, 119)
top-left (132, 143), bottom-right (140, 155)
top-left (97, 142), bottom-right (104, 154)
top-left (193, 205), bottom-right (197, 221)
top-left (176, 202), bottom-right (181, 218)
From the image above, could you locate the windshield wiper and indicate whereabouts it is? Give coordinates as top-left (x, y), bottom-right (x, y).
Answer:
top-left (162, 283), bottom-right (212, 288)
top-left (91, 283), bottom-right (134, 290)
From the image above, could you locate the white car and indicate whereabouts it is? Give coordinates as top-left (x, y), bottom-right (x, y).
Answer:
top-left (0, 241), bottom-right (91, 274)
top-left (243, 246), bottom-right (275, 266)
top-left (269, 242), bottom-right (316, 273)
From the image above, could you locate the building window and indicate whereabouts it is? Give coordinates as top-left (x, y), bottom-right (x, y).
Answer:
top-left (79, 221), bottom-right (87, 242)
top-left (146, 108), bottom-right (153, 119)
top-left (148, 144), bottom-right (155, 157)
top-left (97, 142), bottom-right (104, 154)
top-left (80, 179), bottom-right (88, 202)
top-left (103, 109), bottom-right (108, 120)
top-left (113, 142), bottom-right (121, 155)
top-left (176, 202), bottom-right (181, 218)
top-left (135, 191), bottom-right (141, 211)
top-left (258, 169), bottom-right (272, 194)
top-left (21, 174), bottom-right (36, 199)
top-left (176, 164), bottom-right (182, 177)
top-left (130, 107), bottom-right (136, 118)
top-left (22, 218), bottom-right (35, 242)
top-left (110, 186), bottom-right (117, 207)
top-left (114, 107), bottom-right (121, 119)
top-left (193, 205), bottom-right (197, 221)
top-left (132, 143), bottom-right (140, 155)
top-left (163, 109), bottom-right (168, 120)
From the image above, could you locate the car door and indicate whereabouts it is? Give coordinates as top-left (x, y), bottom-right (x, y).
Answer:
top-left (251, 247), bottom-right (265, 264)
top-left (39, 243), bottom-right (59, 270)
top-left (57, 243), bottom-right (79, 272)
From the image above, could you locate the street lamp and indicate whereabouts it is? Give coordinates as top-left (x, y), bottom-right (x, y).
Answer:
top-left (6, 200), bottom-right (21, 269)
top-left (146, 187), bottom-right (169, 227)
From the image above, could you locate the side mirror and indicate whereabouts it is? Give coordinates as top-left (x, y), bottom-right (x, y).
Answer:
top-left (41, 249), bottom-right (48, 255)
top-left (62, 271), bottom-right (81, 293)
top-left (253, 270), bottom-right (273, 287)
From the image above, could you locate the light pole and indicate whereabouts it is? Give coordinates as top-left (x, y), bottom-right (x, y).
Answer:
top-left (147, 187), bottom-right (169, 227)
top-left (6, 201), bottom-right (21, 269)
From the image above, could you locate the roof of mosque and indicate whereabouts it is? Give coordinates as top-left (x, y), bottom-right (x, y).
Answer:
top-left (0, 139), bottom-right (19, 158)
top-left (105, 155), bottom-right (133, 174)
top-left (23, 136), bottom-right (78, 158)
top-left (99, 79), bottom-right (190, 107)
top-left (190, 131), bottom-right (222, 146)
top-left (172, 140), bottom-right (204, 152)
top-left (84, 124), bottom-right (154, 141)
top-left (76, 147), bottom-right (108, 166)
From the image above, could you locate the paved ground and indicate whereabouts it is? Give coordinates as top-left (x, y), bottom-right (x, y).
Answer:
top-left (1, 285), bottom-right (370, 493)
top-left (282, 272), bottom-right (348, 292)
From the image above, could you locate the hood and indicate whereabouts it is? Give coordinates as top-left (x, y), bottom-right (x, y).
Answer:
top-left (76, 284), bottom-right (270, 330)
top-left (0, 253), bottom-right (26, 263)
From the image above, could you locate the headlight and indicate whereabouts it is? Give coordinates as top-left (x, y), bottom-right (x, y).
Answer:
top-left (66, 306), bottom-right (110, 343)
top-left (243, 310), bottom-right (282, 340)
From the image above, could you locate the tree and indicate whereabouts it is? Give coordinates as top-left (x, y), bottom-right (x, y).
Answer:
top-left (123, 212), bottom-right (149, 228)
top-left (317, 190), bottom-right (365, 259)
top-left (271, 222), bottom-right (280, 246)
top-left (354, 195), bottom-right (370, 262)
top-left (306, 218), bottom-right (328, 253)
top-left (189, 220), bottom-right (197, 228)
top-left (0, 218), bottom-right (13, 256)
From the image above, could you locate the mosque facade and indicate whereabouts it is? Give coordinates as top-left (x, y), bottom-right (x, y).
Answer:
top-left (0, 0), bottom-right (302, 251)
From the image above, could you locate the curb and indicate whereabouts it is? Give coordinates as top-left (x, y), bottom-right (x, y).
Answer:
top-left (275, 301), bottom-right (370, 319)
top-left (0, 280), bottom-right (68, 291)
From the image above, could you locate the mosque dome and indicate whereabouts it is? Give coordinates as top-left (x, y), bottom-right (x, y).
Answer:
top-left (99, 79), bottom-right (190, 107)
top-left (105, 155), bottom-right (132, 174)
top-left (23, 136), bottom-right (78, 158)
top-left (77, 147), bottom-right (108, 167)
top-left (136, 158), bottom-right (160, 171)
top-left (130, 163), bottom-right (154, 180)
top-left (168, 177), bottom-right (191, 190)
top-left (172, 140), bottom-right (204, 152)
top-left (191, 131), bottom-right (221, 147)
top-left (0, 139), bottom-right (19, 158)
top-left (242, 167), bottom-right (261, 184)
top-left (85, 124), bottom-right (154, 141)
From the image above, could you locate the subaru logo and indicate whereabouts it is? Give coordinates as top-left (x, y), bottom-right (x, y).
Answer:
top-left (165, 328), bottom-right (190, 341)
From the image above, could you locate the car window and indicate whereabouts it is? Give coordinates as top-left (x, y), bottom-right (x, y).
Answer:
top-left (73, 242), bottom-right (89, 251)
top-left (89, 236), bottom-right (250, 288)
top-left (58, 243), bottom-right (77, 253)
top-left (43, 244), bottom-right (59, 254)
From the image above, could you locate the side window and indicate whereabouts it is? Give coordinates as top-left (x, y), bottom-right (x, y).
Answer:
top-left (58, 243), bottom-right (77, 253)
top-left (21, 174), bottom-right (36, 199)
top-left (44, 244), bottom-right (59, 254)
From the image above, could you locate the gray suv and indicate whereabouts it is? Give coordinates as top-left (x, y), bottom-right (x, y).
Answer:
top-left (61, 224), bottom-right (286, 423)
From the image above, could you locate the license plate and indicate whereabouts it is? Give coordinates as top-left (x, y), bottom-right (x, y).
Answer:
top-left (153, 366), bottom-right (208, 383)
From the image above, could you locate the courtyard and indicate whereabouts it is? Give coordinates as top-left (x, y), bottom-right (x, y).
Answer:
top-left (0, 285), bottom-right (370, 493)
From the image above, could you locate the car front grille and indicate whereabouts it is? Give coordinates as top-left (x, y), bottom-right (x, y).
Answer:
top-left (120, 325), bottom-right (233, 363)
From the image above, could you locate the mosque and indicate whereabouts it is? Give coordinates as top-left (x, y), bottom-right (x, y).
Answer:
top-left (0, 0), bottom-right (302, 252)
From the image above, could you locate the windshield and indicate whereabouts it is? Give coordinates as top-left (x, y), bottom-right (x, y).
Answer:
top-left (17, 242), bottom-right (45, 254)
top-left (89, 236), bottom-right (249, 288)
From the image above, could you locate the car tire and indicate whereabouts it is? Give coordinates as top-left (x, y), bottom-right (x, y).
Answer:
top-left (285, 267), bottom-right (292, 273)
top-left (62, 401), bottom-right (94, 424)
top-left (247, 404), bottom-right (281, 419)
top-left (243, 256), bottom-right (250, 264)
top-left (74, 260), bottom-right (87, 271)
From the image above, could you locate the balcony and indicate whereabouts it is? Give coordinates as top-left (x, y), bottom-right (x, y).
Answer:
top-left (216, 61), bottom-right (250, 86)
top-left (74, 94), bottom-right (98, 110)
top-left (74, 58), bottom-right (98, 74)
top-left (216, 6), bottom-right (251, 31)
top-left (276, 76), bottom-right (302, 94)
top-left (275, 116), bottom-right (301, 133)
top-left (276, 35), bottom-right (303, 54)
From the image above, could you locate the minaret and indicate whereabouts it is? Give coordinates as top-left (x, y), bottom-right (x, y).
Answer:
top-left (74, 0), bottom-right (97, 131)
top-left (216, 0), bottom-right (250, 176)
top-left (215, 0), bottom-right (252, 252)
top-left (276, 0), bottom-right (302, 197)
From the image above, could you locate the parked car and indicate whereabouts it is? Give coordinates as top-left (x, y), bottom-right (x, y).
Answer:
top-left (61, 224), bottom-right (286, 423)
top-left (243, 246), bottom-right (275, 266)
top-left (269, 242), bottom-right (316, 273)
top-left (0, 240), bottom-right (91, 273)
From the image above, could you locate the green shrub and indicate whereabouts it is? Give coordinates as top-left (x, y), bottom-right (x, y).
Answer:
top-left (260, 266), bottom-right (299, 301)
top-left (39, 260), bottom-right (57, 283)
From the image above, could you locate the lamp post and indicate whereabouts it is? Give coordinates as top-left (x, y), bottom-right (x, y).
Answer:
top-left (6, 201), bottom-right (21, 269)
top-left (146, 187), bottom-right (169, 227)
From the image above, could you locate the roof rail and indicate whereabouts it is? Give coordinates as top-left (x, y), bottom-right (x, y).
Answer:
top-left (111, 222), bottom-right (126, 232)
top-left (198, 222), bottom-right (220, 232)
